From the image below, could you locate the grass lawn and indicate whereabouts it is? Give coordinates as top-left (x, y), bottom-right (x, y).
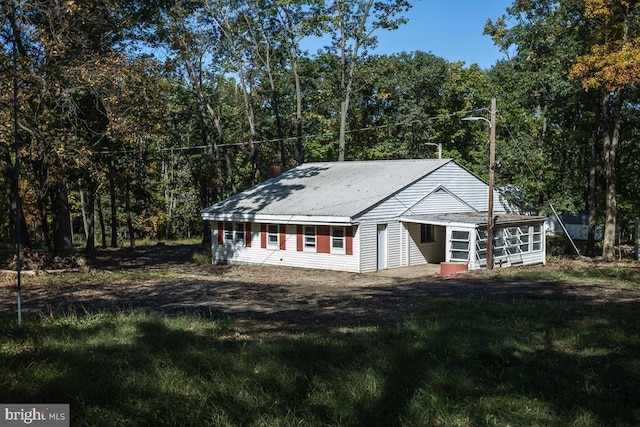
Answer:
top-left (1, 266), bottom-right (640, 426)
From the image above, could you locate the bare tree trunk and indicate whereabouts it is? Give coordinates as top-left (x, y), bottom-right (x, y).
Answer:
top-left (336, 0), bottom-right (372, 161)
top-left (80, 189), bottom-right (89, 241)
top-left (37, 194), bottom-right (51, 252)
top-left (51, 179), bottom-right (73, 257)
top-left (291, 41), bottom-right (305, 165)
top-left (181, 53), bottom-right (221, 245)
top-left (586, 108), bottom-right (599, 257)
top-left (109, 161), bottom-right (118, 248)
top-left (272, 89), bottom-right (287, 167)
top-left (213, 112), bottom-right (236, 194)
top-left (338, 97), bottom-right (350, 161)
top-left (125, 178), bottom-right (135, 249)
top-left (601, 88), bottom-right (622, 261)
top-left (84, 182), bottom-right (96, 256)
top-left (235, 57), bottom-right (260, 184)
top-left (97, 195), bottom-right (107, 248)
top-left (1, 145), bottom-right (30, 249)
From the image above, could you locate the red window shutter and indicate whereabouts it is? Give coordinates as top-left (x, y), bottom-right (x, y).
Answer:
top-left (217, 222), bottom-right (224, 245)
top-left (317, 225), bottom-right (330, 253)
top-left (346, 226), bottom-right (353, 255)
top-left (260, 224), bottom-right (267, 248)
top-left (297, 225), bottom-right (303, 251)
top-left (245, 223), bottom-right (252, 247)
top-left (279, 225), bottom-right (286, 250)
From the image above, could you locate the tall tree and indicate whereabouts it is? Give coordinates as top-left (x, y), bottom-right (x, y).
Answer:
top-left (325, 0), bottom-right (411, 161)
top-left (206, 0), bottom-right (263, 184)
top-left (0, 2), bottom-right (32, 249)
top-left (569, 0), bottom-right (640, 260)
top-left (485, 1), bottom-right (597, 219)
top-left (274, 0), bottom-right (322, 165)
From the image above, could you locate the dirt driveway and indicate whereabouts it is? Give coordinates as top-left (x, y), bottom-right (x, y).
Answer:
top-left (1, 244), bottom-right (639, 334)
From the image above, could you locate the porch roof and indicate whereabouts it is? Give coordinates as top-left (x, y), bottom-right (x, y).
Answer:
top-left (401, 212), bottom-right (544, 227)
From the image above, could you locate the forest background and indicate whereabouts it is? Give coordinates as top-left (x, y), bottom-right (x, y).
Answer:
top-left (0, 0), bottom-right (638, 261)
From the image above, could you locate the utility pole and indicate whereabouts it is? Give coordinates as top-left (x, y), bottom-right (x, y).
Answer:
top-left (462, 97), bottom-right (497, 270)
top-left (487, 97), bottom-right (496, 270)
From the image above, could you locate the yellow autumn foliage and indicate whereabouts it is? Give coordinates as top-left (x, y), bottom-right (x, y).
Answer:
top-left (570, 0), bottom-right (640, 90)
top-left (571, 40), bottom-right (640, 90)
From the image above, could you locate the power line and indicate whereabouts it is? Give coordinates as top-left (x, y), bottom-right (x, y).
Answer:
top-left (94, 108), bottom-right (484, 155)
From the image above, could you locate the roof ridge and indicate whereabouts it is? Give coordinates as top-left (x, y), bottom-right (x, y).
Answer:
top-left (301, 158), bottom-right (450, 165)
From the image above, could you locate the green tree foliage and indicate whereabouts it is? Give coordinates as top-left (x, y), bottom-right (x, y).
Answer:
top-left (1, 0), bottom-right (639, 261)
top-left (322, 0), bottom-right (412, 161)
top-left (569, 0), bottom-right (640, 260)
top-left (484, 0), bottom-right (591, 215)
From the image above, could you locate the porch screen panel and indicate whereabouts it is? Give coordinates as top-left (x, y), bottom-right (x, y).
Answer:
top-left (475, 229), bottom-right (487, 264)
top-left (532, 225), bottom-right (542, 251)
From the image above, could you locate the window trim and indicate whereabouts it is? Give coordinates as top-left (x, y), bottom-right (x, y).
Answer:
top-left (267, 224), bottom-right (279, 248)
top-left (449, 229), bottom-right (470, 261)
top-left (303, 226), bottom-right (317, 252)
top-left (331, 226), bottom-right (345, 254)
top-left (222, 221), bottom-right (246, 247)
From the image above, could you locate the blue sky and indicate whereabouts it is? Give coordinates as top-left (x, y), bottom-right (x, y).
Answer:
top-left (375, 0), bottom-right (514, 68)
top-left (304, 0), bottom-right (515, 69)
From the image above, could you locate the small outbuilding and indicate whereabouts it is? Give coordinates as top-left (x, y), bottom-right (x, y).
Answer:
top-left (201, 159), bottom-right (546, 273)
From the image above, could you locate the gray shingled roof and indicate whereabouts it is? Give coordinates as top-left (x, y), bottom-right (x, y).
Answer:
top-left (201, 159), bottom-right (451, 219)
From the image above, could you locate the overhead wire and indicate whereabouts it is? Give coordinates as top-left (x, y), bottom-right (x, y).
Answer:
top-left (94, 108), bottom-right (487, 155)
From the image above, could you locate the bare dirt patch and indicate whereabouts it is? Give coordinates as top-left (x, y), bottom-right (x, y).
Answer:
top-left (1, 244), bottom-right (639, 335)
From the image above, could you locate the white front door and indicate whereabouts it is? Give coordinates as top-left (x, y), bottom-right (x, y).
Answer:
top-left (377, 224), bottom-right (388, 270)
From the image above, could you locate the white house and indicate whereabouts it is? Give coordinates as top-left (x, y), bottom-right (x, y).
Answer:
top-left (201, 159), bottom-right (546, 273)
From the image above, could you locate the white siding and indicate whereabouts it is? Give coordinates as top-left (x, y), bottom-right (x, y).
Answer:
top-left (212, 222), bottom-right (361, 273)
top-left (357, 162), bottom-right (506, 222)
top-left (406, 223), bottom-right (426, 266)
top-left (405, 223), bottom-right (446, 265)
top-left (359, 223), bottom-right (378, 273)
top-left (406, 188), bottom-right (474, 215)
top-left (387, 222), bottom-right (402, 269)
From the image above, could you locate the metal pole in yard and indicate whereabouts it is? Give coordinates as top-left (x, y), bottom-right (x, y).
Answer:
top-left (11, 1), bottom-right (23, 326)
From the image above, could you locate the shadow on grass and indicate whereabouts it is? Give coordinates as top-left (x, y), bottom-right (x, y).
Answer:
top-left (90, 242), bottom-right (204, 271)
top-left (1, 298), bottom-right (639, 426)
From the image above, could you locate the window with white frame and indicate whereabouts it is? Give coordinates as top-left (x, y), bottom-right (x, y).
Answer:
top-left (223, 222), bottom-right (245, 246)
top-left (494, 224), bottom-right (544, 256)
top-left (450, 230), bottom-right (470, 261)
top-left (235, 222), bottom-right (245, 243)
top-left (267, 224), bottom-right (279, 248)
top-left (532, 225), bottom-right (542, 251)
top-left (304, 226), bottom-right (316, 251)
top-left (331, 227), bottom-right (345, 253)
top-left (224, 222), bottom-right (234, 241)
top-left (475, 229), bottom-right (487, 262)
